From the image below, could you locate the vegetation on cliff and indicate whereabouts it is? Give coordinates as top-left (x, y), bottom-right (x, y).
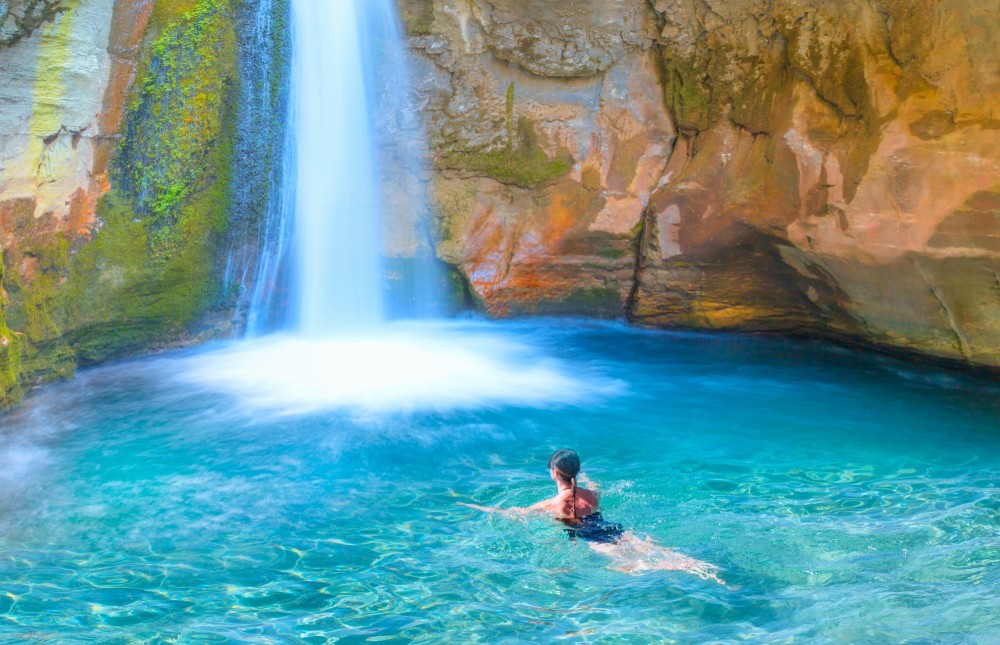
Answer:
top-left (0, 0), bottom-right (241, 408)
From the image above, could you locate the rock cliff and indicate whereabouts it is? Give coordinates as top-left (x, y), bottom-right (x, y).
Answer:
top-left (405, 0), bottom-right (1000, 368)
top-left (0, 0), bottom-right (997, 408)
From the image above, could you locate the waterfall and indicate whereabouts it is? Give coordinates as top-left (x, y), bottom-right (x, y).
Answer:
top-left (180, 0), bottom-right (607, 418)
top-left (228, 0), bottom-right (291, 337)
top-left (245, 0), bottom-right (437, 337)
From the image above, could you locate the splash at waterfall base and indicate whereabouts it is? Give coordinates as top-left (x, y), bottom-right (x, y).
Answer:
top-left (180, 320), bottom-right (621, 416)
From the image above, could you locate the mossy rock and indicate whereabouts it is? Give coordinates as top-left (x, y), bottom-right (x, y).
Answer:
top-left (398, 0), bottom-right (434, 36)
top-left (440, 117), bottom-right (574, 188)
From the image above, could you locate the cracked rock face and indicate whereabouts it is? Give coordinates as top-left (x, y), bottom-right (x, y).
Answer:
top-left (0, 0), bottom-right (124, 238)
top-left (0, 0), bottom-right (67, 48)
top-left (633, 0), bottom-right (1000, 367)
top-left (403, 0), bottom-right (1000, 368)
top-left (394, 0), bottom-right (670, 317)
top-left (473, 0), bottom-right (645, 78)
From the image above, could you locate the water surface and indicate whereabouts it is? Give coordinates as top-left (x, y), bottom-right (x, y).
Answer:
top-left (1, 320), bottom-right (998, 643)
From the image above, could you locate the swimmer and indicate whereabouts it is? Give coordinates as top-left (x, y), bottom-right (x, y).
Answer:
top-left (461, 449), bottom-right (725, 584)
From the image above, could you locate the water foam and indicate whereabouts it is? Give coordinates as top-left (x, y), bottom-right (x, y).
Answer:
top-left (179, 321), bottom-right (622, 416)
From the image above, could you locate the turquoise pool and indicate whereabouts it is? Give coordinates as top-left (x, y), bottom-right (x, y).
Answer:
top-left (1, 321), bottom-right (997, 642)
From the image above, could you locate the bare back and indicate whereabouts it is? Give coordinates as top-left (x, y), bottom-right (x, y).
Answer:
top-left (534, 487), bottom-right (599, 520)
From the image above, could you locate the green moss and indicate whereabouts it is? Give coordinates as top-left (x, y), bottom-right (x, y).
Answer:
top-left (15, 236), bottom-right (69, 345)
top-left (552, 286), bottom-right (624, 318)
top-left (267, 0), bottom-right (291, 116)
top-left (778, 23), bottom-right (875, 125)
top-left (57, 0), bottom-right (238, 363)
top-left (437, 85), bottom-right (573, 188)
top-left (0, 233), bottom-right (76, 387)
top-left (440, 117), bottom-right (574, 188)
top-left (593, 245), bottom-right (629, 261)
top-left (0, 253), bottom-right (24, 406)
top-left (119, 0), bottom-right (237, 228)
top-left (660, 52), bottom-right (714, 133)
top-left (505, 82), bottom-right (515, 146)
top-left (149, 0), bottom-right (203, 37)
top-left (729, 56), bottom-right (788, 135)
top-left (0, 321), bottom-right (23, 406)
top-left (56, 192), bottom-right (213, 362)
top-left (398, 0), bottom-right (434, 36)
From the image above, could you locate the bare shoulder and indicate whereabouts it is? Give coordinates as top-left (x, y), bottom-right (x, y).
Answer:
top-left (577, 487), bottom-right (599, 514)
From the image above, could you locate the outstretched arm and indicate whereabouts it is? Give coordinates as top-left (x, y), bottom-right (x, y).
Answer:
top-left (459, 500), bottom-right (552, 517)
top-left (458, 502), bottom-right (504, 513)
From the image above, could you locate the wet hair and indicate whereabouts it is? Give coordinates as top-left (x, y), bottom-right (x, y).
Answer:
top-left (548, 449), bottom-right (581, 519)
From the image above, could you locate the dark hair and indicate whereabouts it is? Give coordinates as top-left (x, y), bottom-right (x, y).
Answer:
top-left (548, 449), bottom-right (580, 480)
top-left (548, 449), bottom-right (581, 519)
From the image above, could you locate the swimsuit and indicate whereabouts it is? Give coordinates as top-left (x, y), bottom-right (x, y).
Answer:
top-left (561, 512), bottom-right (625, 544)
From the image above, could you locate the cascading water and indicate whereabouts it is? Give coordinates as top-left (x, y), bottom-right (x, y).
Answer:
top-left (246, 0), bottom-right (437, 336)
top-left (226, 0), bottom-right (291, 337)
top-left (288, 0), bottom-right (383, 334)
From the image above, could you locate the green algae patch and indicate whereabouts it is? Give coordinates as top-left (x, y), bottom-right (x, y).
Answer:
top-left (382, 256), bottom-right (479, 317)
top-left (438, 83), bottom-right (573, 188)
top-left (0, 255), bottom-right (25, 407)
top-left (0, 321), bottom-right (23, 407)
top-left (559, 286), bottom-right (624, 317)
top-left (63, 0), bottom-right (239, 363)
top-left (440, 117), bottom-right (574, 188)
top-left (398, 0), bottom-right (434, 36)
top-left (659, 51), bottom-right (714, 134)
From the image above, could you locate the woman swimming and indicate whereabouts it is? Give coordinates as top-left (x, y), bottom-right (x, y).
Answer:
top-left (461, 449), bottom-right (724, 583)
